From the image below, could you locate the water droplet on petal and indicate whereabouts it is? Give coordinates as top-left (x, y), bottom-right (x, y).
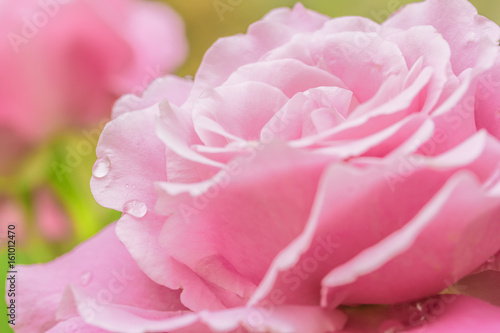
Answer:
top-left (472, 254), bottom-right (500, 273)
top-left (92, 157), bottom-right (110, 178)
top-left (123, 200), bottom-right (147, 218)
top-left (465, 32), bottom-right (479, 44)
top-left (379, 320), bottom-right (405, 333)
top-left (80, 271), bottom-right (92, 286)
top-left (416, 302), bottom-right (423, 312)
top-left (484, 255), bottom-right (500, 270)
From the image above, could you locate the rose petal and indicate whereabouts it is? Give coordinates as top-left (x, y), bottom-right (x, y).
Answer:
top-left (192, 82), bottom-right (289, 142)
top-left (155, 142), bottom-right (332, 298)
top-left (250, 131), bottom-right (500, 307)
top-left (266, 31), bottom-right (408, 103)
top-left (156, 101), bottom-right (225, 169)
top-left (293, 67), bottom-right (433, 149)
top-left (189, 3), bottom-right (328, 103)
top-left (10, 223), bottom-right (184, 333)
top-left (113, 75), bottom-right (193, 119)
top-left (65, 291), bottom-right (346, 333)
top-left (385, 26), bottom-right (453, 114)
top-left (384, 0), bottom-right (500, 75)
top-left (116, 213), bottom-right (229, 311)
top-left (321, 168), bottom-right (500, 306)
top-left (91, 107), bottom-right (166, 213)
top-left (260, 86), bottom-right (353, 141)
top-left (475, 57), bottom-right (500, 141)
top-left (223, 58), bottom-right (346, 98)
top-left (46, 317), bottom-right (107, 333)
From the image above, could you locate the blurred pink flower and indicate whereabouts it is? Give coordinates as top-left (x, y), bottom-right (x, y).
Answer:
top-left (13, 0), bottom-right (500, 332)
top-left (0, 198), bottom-right (25, 246)
top-left (34, 187), bottom-right (71, 241)
top-left (0, 187), bottom-right (69, 249)
top-left (0, 0), bottom-right (187, 171)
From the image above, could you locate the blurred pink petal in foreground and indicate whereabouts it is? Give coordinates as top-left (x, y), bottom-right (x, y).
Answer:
top-left (0, 0), bottom-right (187, 172)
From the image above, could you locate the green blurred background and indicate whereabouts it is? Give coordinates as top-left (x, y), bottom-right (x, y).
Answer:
top-left (1, 0), bottom-right (498, 332)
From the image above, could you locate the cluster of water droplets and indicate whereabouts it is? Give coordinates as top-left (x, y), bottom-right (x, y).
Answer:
top-left (92, 156), bottom-right (147, 218)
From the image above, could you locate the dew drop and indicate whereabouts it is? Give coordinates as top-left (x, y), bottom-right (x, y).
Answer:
top-left (92, 157), bottom-right (110, 178)
top-left (123, 200), bottom-right (147, 218)
top-left (484, 255), bottom-right (499, 270)
top-left (466, 32), bottom-right (479, 43)
top-left (473, 254), bottom-right (500, 273)
top-left (416, 302), bottom-right (423, 312)
top-left (80, 271), bottom-right (92, 286)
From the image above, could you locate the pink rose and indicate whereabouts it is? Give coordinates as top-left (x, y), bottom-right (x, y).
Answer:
top-left (14, 1), bottom-right (500, 332)
top-left (0, 0), bottom-right (187, 166)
